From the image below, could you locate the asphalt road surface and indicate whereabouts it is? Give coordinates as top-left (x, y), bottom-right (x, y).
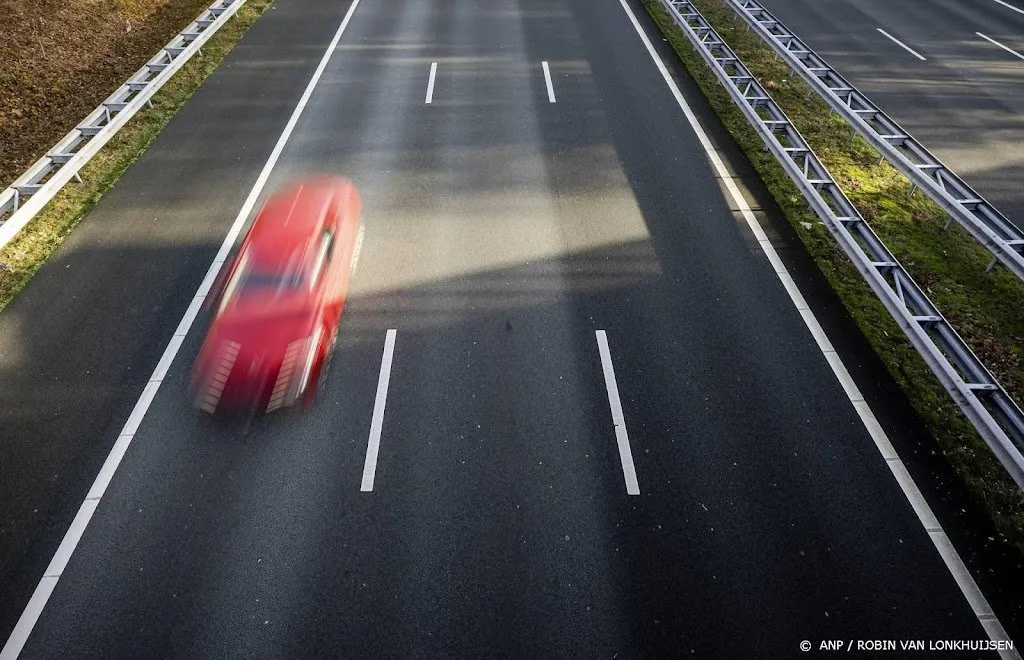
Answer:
top-left (1, 0), bottom-right (1020, 657)
top-left (758, 0), bottom-right (1024, 230)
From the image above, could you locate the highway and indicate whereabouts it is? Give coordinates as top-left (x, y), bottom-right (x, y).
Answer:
top-left (757, 0), bottom-right (1024, 231)
top-left (0, 0), bottom-right (1020, 656)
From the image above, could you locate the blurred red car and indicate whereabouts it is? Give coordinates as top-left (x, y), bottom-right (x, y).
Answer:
top-left (190, 176), bottom-right (362, 415)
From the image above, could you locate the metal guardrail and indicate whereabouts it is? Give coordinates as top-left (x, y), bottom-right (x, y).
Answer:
top-left (0, 0), bottom-right (248, 251)
top-left (659, 0), bottom-right (1024, 490)
top-left (724, 0), bottom-right (1024, 283)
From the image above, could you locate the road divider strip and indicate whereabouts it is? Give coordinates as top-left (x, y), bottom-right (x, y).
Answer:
top-left (727, 0), bottom-right (1024, 283)
top-left (618, 0), bottom-right (1017, 654)
top-left (0, 0), bottom-right (364, 656)
top-left (659, 0), bottom-right (1024, 584)
top-left (361, 329), bottom-right (397, 492)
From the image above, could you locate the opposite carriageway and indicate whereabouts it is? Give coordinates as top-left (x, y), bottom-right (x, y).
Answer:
top-left (728, 0), bottom-right (1024, 283)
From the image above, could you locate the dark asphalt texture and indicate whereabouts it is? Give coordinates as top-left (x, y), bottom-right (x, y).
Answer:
top-left (0, 0), bottom-right (352, 642)
top-left (758, 0), bottom-right (1024, 230)
top-left (2, 0), bottom-right (1020, 656)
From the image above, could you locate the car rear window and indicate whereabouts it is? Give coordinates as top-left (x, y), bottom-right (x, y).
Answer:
top-left (239, 269), bottom-right (305, 294)
top-left (218, 247), bottom-right (308, 314)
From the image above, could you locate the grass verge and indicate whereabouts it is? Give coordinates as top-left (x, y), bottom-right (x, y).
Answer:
top-left (0, 0), bottom-right (274, 313)
top-left (640, 0), bottom-right (1024, 549)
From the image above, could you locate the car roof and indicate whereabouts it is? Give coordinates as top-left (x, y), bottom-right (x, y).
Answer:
top-left (245, 178), bottom-right (348, 269)
top-left (252, 183), bottom-right (329, 241)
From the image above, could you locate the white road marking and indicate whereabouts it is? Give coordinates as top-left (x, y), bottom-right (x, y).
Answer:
top-left (595, 331), bottom-right (640, 495)
top-left (0, 0), bottom-right (365, 656)
top-left (977, 32), bottom-right (1024, 61)
top-left (542, 60), bottom-right (556, 103)
top-left (993, 0), bottom-right (1024, 16)
top-left (425, 62), bottom-right (438, 104)
top-left (877, 28), bottom-right (926, 61)
top-left (616, 0), bottom-right (1018, 655)
top-left (361, 329), bottom-right (396, 492)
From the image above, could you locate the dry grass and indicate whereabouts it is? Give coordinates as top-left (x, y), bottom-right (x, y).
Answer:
top-left (0, 0), bottom-right (222, 187)
top-left (0, 0), bottom-right (274, 310)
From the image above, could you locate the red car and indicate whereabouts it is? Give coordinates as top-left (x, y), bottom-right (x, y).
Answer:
top-left (190, 176), bottom-right (362, 415)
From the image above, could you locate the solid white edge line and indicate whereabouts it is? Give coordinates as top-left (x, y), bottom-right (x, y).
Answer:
top-left (596, 331), bottom-right (641, 495)
top-left (361, 329), bottom-right (397, 492)
top-left (993, 0), bottom-right (1024, 16)
top-left (0, 0), bottom-right (364, 657)
top-left (876, 28), bottom-right (927, 61)
top-left (977, 32), bottom-right (1024, 61)
top-left (425, 62), bottom-right (437, 104)
top-left (542, 60), bottom-right (556, 103)
top-left (617, 0), bottom-right (1018, 656)
top-left (41, 501), bottom-right (99, 580)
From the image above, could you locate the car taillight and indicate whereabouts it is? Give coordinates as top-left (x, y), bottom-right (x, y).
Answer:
top-left (267, 338), bottom-right (304, 412)
top-left (197, 340), bottom-right (241, 413)
top-left (266, 326), bottom-right (322, 412)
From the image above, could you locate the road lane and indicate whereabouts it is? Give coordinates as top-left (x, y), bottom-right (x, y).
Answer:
top-left (6, 0), bottom-right (1015, 656)
top-left (0, 0), bottom-right (360, 642)
top-left (17, 3), bottom-right (644, 654)
top-left (758, 0), bottom-right (1024, 229)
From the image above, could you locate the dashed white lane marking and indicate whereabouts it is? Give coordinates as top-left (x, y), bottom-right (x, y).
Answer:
top-left (542, 60), bottom-right (556, 103)
top-left (977, 32), bottom-right (1024, 61)
top-left (425, 62), bottom-right (438, 104)
top-left (877, 28), bottom-right (927, 61)
top-left (992, 0), bottom-right (1024, 16)
top-left (596, 331), bottom-right (640, 495)
top-left (616, 0), bottom-right (1018, 656)
top-left (361, 329), bottom-right (396, 492)
top-left (0, 0), bottom-right (366, 657)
